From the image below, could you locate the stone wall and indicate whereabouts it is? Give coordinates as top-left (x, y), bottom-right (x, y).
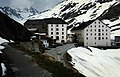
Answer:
top-left (19, 40), bottom-right (45, 53)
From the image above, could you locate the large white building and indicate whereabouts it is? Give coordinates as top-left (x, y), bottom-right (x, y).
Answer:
top-left (48, 23), bottom-right (67, 43)
top-left (24, 18), bottom-right (68, 43)
top-left (72, 19), bottom-right (111, 46)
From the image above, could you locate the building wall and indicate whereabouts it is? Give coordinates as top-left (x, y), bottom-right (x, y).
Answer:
top-left (72, 30), bottom-right (84, 43)
top-left (48, 24), bottom-right (67, 43)
top-left (84, 19), bottom-right (111, 46)
top-left (41, 40), bottom-right (49, 48)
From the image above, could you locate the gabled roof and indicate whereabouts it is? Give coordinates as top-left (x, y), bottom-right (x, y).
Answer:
top-left (72, 20), bottom-right (95, 31)
top-left (71, 19), bottom-right (110, 31)
top-left (24, 18), bottom-right (68, 25)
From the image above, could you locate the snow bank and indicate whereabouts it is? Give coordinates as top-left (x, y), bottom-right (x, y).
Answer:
top-left (0, 37), bottom-right (8, 44)
top-left (67, 47), bottom-right (120, 77)
top-left (1, 63), bottom-right (7, 76)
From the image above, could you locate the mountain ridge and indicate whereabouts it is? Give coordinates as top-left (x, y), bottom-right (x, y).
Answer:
top-left (0, 6), bottom-right (39, 23)
top-left (28, 0), bottom-right (120, 36)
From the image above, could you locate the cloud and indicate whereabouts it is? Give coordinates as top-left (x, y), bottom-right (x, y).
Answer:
top-left (10, 0), bottom-right (33, 9)
top-left (33, 0), bottom-right (63, 11)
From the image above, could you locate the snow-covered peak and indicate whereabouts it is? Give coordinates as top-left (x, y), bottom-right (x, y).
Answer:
top-left (0, 6), bottom-right (39, 23)
top-left (29, 0), bottom-right (118, 25)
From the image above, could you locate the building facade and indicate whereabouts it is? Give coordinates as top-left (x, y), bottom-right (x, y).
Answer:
top-left (72, 19), bottom-right (111, 46)
top-left (48, 24), bottom-right (67, 43)
top-left (24, 18), bottom-right (68, 43)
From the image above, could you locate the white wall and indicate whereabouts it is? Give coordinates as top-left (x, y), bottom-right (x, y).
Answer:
top-left (48, 24), bottom-right (67, 43)
top-left (84, 19), bottom-right (111, 46)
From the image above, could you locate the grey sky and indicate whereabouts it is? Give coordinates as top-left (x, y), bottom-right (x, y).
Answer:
top-left (0, 0), bottom-right (63, 12)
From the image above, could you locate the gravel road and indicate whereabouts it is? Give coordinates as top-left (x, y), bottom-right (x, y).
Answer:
top-left (2, 43), bottom-right (52, 77)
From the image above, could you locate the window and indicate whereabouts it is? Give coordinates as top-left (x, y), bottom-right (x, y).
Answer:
top-left (95, 42), bottom-right (96, 44)
top-left (56, 36), bottom-right (59, 40)
top-left (90, 25), bottom-right (92, 27)
top-left (51, 28), bottom-right (53, 31)
top-left (56, 32), bottom-right (59, 35)
top-left (99, 25), bottom-right (100, 27)
top-left (51, 32), bottom-right (53, 35)
top-left (91, 33), bottom-right (92, 35)
top-left (102, 37), bottom-right (104, 39)
top-left (106, 29), bottom-right (108, 31)
top-left (51, 36), bottom-right (53, 38)
top-left (98, 29), bottom-right (101, 32)
top-left (56, 28), bottom-right (59, 31)
top-left (62, 36), bottom-right (64, 39)
top-left (99, 22), bottom-right (100, 24)
top-left (106, 33), bottom-right (108, 35)
top-left (86, 33), bottom-right (88, 35)
top-left (95, 25), bottom-right (96, 27)
top-left (86, 37), bottom-right (88, 40)
top-left (95, 33), bottom-right (96, 36)
top-left (102, 33), bottom-right (104, 35)
top-left (94, 22), bottom-right (96, 24)
top-left (56, 24), bottom-right (58, 27)
top-left (102, 29), bottom-right (104, 32)
top-left (62, 28), bottom-right (64, 31)
top-left (51, 24), bottom-right (53, 27)
top-left (95, 37), bottom-right (96, 40)
top-left (95, 29), bottom-right (96, 31)
top-left (106, 37), bottom-right (108, 39)
top-left (62, 25), bottom-right (64, 27)
top-left (98, 33), bottom-right (101, 36)
top-left (102, 25), bottom-right (104, 27)
top-left (91, 29), bottom-right (92, 31)
top-left (98, 37), bottom-right (101, 40)
top-left (62, 32), bottom-right (64, 35)
top-left (86, 29), bottom-right (88, 31)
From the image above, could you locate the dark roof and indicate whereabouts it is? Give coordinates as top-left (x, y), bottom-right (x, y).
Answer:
top-left (72, 20), bottom-right (95, 31)
top-left (24, 18), bottom-right (68, 25)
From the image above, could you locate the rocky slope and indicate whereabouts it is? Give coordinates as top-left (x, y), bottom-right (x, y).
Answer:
top-left (0, 11), bottom-right (32, 42)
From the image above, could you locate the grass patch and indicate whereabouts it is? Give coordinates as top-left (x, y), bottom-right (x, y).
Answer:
top-left (9, 43), bottom-right (85, 77)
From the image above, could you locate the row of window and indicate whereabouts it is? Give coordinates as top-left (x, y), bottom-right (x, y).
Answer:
top-left (86, 33), bottom-right (108, 36)
top-left (86, 37), bottom-right (108, 40)
top-left (51, 28), bottom-right (64, 31)
top-left (88, 25), bottom-right (106, 28)
top-left (51, 36), bottom-right (64, 40)
top-left (86, 29), bottom-right (108, 32)
top-left (86, 42), bottom-right (108, 45)
top-left (51, 24), bottom-right (64, 27)
top-left (51, 32), bottom-right (64, 35)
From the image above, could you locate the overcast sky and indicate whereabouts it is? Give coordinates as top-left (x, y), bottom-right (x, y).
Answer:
top-left (0, 0), bottom-right (63, 12)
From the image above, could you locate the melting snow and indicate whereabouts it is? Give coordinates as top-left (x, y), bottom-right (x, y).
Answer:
top-left (1, 63), bottom-right (7, 76)
top-left (67, 47), bottom-right (120, 77)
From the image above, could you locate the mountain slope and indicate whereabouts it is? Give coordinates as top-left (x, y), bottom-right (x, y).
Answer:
top-left (29, 0), bottom-right (117, 24)
top-left (0, 6), bottom-right (39, 23)
top-left (29, 0), bottom-right (120, 36)
top-left (0, 11), bottom-right (32, 42)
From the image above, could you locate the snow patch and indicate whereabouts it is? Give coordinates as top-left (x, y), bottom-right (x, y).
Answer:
top-left (1, 63), bottom-right (7, 76)
top-left (67, 47), bottom-right (120, 77)
top-left (0, 37), bottom-right (8, 44)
